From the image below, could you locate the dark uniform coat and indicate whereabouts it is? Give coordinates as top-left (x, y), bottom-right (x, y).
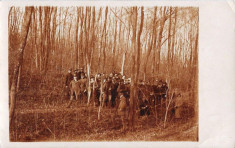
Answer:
top-left (65, 72), bottom-right (73, 86)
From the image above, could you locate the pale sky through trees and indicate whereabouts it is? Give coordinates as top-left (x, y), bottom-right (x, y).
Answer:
top-left (9, 6), bottom-right (198, 79)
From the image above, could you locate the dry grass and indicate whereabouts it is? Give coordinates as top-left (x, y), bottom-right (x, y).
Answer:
top-left (10, 74), bottom-right (197, 142)
top-left (11, 101), bottom-right (197, 141)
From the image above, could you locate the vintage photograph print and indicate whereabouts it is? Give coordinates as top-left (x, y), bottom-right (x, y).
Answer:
top-left (9, 6), bottom-right (198, 141)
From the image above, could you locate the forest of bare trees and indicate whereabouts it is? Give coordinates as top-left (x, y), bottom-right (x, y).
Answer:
top-left (8, 6), bottom-right (198, 141)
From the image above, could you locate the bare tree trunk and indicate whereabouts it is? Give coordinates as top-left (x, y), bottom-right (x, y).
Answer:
top-left (61, 8), bottom-right (68, 71)
top-left (86, 63), bottom-right (91, 104)
top-left (129, 7), bottom-right (144, 130)
top-left (39, 7), bottom-right (43, 72)
top-left (33, 8), bottom-right (38, 69)
top-left (143, 7), bottom-right (157, 81)
top-left (193, 27), bottom-right (199, 121)
top-left (136, 7), bottom-right (144, 83)
top-left (75, 8), bottom-right (80, 69)
top-left (102, 7), bottom-right (108, 73)
top-left (156, 7), bottom-right (167, 73)
top-left (83, 6), bottom-right (90, 102)
top-left (129, 7), bottom-right (137, 130)
top-left (9, 7), bottom-right (33, 126)
top-left (79, 7), bottom-right (84, 68)
top-left (112, 17), bottom-right (118, 71)
top-left (121, 52), bottom-right (126, 75)
top-left (118, 9), bottom-right (123, 72)
top-left (87, 7), bottom-right (96, 105)
top-left (167, 7), bottom-right (172, 65)
top-left (97, 8), bottom-right (102, 73)
top-left (163, 87), bottom-right (173, 128)
top-left (43, 7), bottom-right (52, 74)
top-left (171, 8), bottom-right (177, 66)
top-left (98, 76), bottom-right (104, 120)
top-left (16, 66), bottom-right (21, 92)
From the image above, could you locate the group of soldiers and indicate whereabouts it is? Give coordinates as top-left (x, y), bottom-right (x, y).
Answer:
top-left (65, 68), bottom-right (86, 107)
top-left (65, 68), bottom-right (130, 108)
top-left (65, 68), bottom-right (169, 115)
top-left (64, 68), bottom-right (186, 131)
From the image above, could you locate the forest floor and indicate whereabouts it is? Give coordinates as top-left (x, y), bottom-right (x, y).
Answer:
top-left (9, 75), bottom-right (198, 142)
top-left (10, 98), bottom-right (198, 142)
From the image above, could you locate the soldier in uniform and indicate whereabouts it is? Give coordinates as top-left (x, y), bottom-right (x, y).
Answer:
top-left (117, 79), bottom-right (126, 96)
top-left (115, 91), bottom-right (128, 131)
top-left (139, 99), bottom-right (150, 116)
top-left (153, 80), bottom-right (163, 118)
top-left (161, 81), bottom-right (168, 99)
top-left (172, 89), bottom-right (182, 120)
top-left (66, 75), bottom-right (80, 108)
top-left (74, 69), bottom-right (79, 79)
top-left (65, 68), bottom-right (73, 99)
top-left (111, 78), bottom-right (119, 107)
top-left (78, 68), bottom-right (85, 80)
top-left (79, 72), bottom-right (87, 103)
top-left (103, 76), bottom-right (112, 107)
top-left (95, 74), bottom-right (101, 106)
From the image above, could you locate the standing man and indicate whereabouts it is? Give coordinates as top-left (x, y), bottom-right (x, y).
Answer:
top-left (66, 75), bottom-right (80, 108)
top-left (65, 68), bottom-right (73, 99)
top-left (78, 68), bottom-right (85, 80)
top-left (103, 76), bottom-right (113, 107)
top-left (161, 81), bottom-right (168, 99)
top-left (95, 74), bottom-right (102, 106)
top-left (116, 91), bottom-right (128, 131)
top-left (74, 69), bottom-right (79, 79)
top-left (172, 89), bottom-right (182, 120)
top-left (79, 72), bottom-right (87, 103)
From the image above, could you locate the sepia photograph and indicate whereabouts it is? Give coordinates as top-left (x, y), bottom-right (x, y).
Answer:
top-left (8, 5), bottom-right (198, 142)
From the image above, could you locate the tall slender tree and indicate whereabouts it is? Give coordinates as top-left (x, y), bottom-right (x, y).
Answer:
top-left (9, 7), bottom-right (33, 126)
